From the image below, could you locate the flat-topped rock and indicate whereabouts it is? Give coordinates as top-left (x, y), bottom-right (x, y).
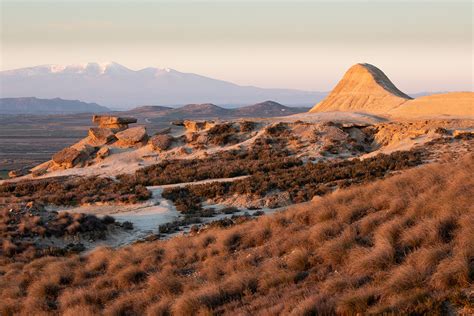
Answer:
top-left (92, 115), bottom-right (137, 125)
top-left (92, 115), bottom-right (137, 130)
top-left (88, 127), bottom-right (116, 146)
top-left (115, 126), bottom-right (148, 147)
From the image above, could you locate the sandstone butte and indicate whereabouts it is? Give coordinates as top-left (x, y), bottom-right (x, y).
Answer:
top-left (309, 63), bottom-right (412, 114)
top-left (310, 63), bottom-right (474, 117)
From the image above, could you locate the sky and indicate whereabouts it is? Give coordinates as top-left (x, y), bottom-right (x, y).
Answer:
top-left (1, 0), bottom-right (472, 93)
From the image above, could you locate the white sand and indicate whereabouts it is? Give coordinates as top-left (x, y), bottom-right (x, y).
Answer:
top-left (53, 176), bottom-right (251, 247)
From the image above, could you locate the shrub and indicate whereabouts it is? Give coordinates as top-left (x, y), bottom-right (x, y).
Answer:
top-left (162, 149), bottom-right (425, 211)
top-left (0, 176), bottom-right (152, 207)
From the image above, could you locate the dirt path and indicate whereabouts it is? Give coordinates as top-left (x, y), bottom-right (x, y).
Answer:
top-left (53, 175), bottom-right (251, 247)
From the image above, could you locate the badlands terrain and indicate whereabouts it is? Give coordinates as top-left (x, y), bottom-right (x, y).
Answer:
top-left (0, 101), bottom-right (308, 173)
top-left (0, 63), bottom-right (473, 315)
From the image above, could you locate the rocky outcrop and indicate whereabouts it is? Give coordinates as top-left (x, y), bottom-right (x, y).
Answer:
top-left (115, 126), bottom-right (148, 148)
top-left (92, 115), bottom-right (137, 131)
top-left (150, 134), bottom-right (174, 151)
top-left (183, 120), bottom-right (216, 133)
top-left (96, 146), bottom-right (111, 159)
top-left (8, 169), bottom-right (27, 178)
top-left (310, 63), bottom-right (412, 114)
top-left (88, 128), bottom-right (116, 146)
top-left (52, 147), bottom-right (90, 168)
top-left (453, 130), bottom-right (474, 139)
top-left (35, 115), bottom-right (142, 172)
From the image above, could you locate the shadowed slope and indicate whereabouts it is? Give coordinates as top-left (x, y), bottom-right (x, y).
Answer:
top-left (310, 63), bottom-right (412, 114)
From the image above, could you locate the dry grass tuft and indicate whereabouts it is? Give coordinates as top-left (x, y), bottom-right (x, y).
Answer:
top-left (0, 154), bottom-right (472, 314)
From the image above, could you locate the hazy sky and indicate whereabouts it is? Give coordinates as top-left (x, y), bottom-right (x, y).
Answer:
top-left (1, 0), bottom-right (472, 92)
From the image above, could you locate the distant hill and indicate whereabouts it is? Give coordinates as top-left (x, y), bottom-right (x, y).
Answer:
top-left (172, 103), bottom-right (232, 117)
top-left (0, 62), bottom-right (326, 108)
top-left (124, 105), bottom-right (173, 114)
top-left (0, 97), bottom-right (109, 115)
top-left (234, 101), bottom-right (308, 116)
top-left (124, 101), bottom-right (308, 120)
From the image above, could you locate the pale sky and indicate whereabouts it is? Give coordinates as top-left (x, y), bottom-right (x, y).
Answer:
top-left (1, 0), bottom-right (472, 93)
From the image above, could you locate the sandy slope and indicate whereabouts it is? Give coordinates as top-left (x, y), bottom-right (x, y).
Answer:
top-left (309, 63), bottom-right (412, 114)
top-left (276, 111), bottom-right (387, 124)
top-left (308, 63), bottom-right (473, 119)
top-left (388, 92), bottom-right (474, 118)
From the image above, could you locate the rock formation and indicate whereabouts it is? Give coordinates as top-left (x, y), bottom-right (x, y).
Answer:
top-left (150, 134), bottom-right (174, 152)
top-left (115, 126), bottom-right (148, 147)
top-left (46, 115), bottom-right (145, 170)
top-left (8, 169), bottom-right (27, 178)
top-left (309, 63), bottom-right (474, 118)
top-left (96, 146), bottom-right (110, 159)
top-left (183, 120), bottom-right (216, 133)
top-left (92, 115), bottom-right (137, 131)
top-left (52, 147), bottom-right (90, 169)
top-left (88, 128), bottom-right (116, 146)
top-left (310, 63), bottom-right (412, 114)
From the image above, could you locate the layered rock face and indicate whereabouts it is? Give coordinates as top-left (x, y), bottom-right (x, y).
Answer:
top-left (310, 63), bottom-right (412, 114)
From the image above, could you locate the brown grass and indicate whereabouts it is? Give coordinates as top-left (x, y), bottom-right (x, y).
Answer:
top-left (0, 154), bottom-right (473, 315)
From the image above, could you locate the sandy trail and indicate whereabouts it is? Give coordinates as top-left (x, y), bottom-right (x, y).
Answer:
top-left (54, 176), bottom-right (251, 246)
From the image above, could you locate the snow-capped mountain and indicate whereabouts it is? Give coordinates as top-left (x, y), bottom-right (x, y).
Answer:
top-left (0, 62), bottom-right (326, 108)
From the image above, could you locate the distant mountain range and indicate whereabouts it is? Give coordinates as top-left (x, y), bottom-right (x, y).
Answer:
top-left (0, 62), bottom-right (326, 108)
top-left (124, 100), bottom-right (308, 120)
top-left (0, 97), bottom-right (308, 118)
top-left (0, 97), bottom-right (109, 115)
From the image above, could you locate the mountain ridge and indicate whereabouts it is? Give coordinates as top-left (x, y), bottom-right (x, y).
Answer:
top-left (0, 97), bottom-right (109, 115)
top-left (0, 62), bottom-right (326, 108)
top-left (124, 100), bottom-right (308, 119)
